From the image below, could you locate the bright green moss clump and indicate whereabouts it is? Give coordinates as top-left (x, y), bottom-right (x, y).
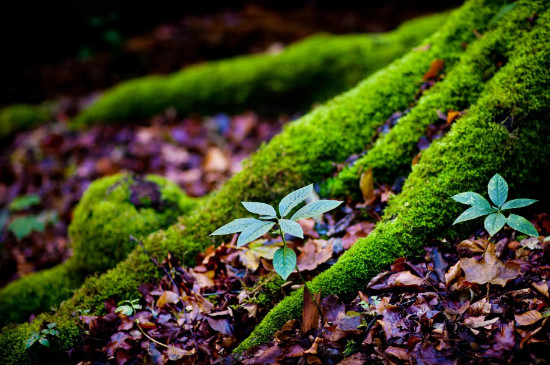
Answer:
top-left (323, 1), bottom-right (536, 197)
top-left (0, 104), bottom-right (50, 139)
top-left (236, 2), bottom-right (550, 352)
top-left (0, 173), bottom-right (194, 326)
top-left (0, 2), bottom-right (524, 362)
top-left (72, 12), bottom-right (448, 127)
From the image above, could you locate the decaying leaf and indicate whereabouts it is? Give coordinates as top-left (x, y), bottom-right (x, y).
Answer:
top-left (515, 310), bottom-right (542, 326)
top-left (459, 243), bottom-right (520, 286)
top-left (302, 287), bottom-right (321, 334)
top-left (359, 167), bottom-right (374, 201)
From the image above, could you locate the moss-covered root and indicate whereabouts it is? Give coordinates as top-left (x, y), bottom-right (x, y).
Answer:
top-left (235, 8), bottom-right (550, 352)
top-left (71, 13), bottom-right (449, 127)
top-left (0, 173), bottom-right (195, 326)
top-left (0, 2), bottom-right (505, 363)
top-left (0, 104), bottom-right (50, 139)
top-left (323, 0), bottom-right (547, 196)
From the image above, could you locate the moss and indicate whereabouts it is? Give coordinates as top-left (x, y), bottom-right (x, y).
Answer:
top-left (71, 13), bottom-right (448, 127)
top-left (0, 104), bottom-right (50, 139)
top-left (0, 2), bottom-right (516, 362)
top-left (70, 173), bottom-right (195, 272)
top-left (236, 3), bottom-right (550, 352)
top-left (0, 173), bottom-right (195, 327)
top-left (323, 0), bottom-right (540, 197)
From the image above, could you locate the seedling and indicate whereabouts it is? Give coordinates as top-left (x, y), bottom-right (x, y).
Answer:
top-left (24, 323), bottom-right (59, 348)
top-left (211, 184), bottom-right (342, 280)
top-left (452, 173), bottom-right (538, 237)
top-left (115, 299), bottom-right (142, 316)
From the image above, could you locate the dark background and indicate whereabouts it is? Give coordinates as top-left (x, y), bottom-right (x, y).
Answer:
top-left (0, 0), bottom-right (462, 105)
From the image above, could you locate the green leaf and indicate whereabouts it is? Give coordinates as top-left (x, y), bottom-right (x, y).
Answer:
top-left (453, 206), bottom-right (496, 224)
top-left (488, 173), bottom-right (508, 208)
top-left (488, 3), bottom-right (517, 26)
top-left (290, 200), bottom-right (343, 221)
top-left (484, 213), bottom-right (506, 236)
top-left (24, 334), bottom-right (39, 349)
top-left (501, 199), bottom-right (537, 210)
top-left (237, 220), bottom-right (275, 247)
top-left (278, 184), bottom-right (313, 218)
top-left (38, 337), bottom-right (49, 347)
top-left (242, 202), bottom-right (277, 217)
top-left (278, 219), bottom-right (304, 239)
top-left (210, 218), bottom-right (260, 235)
top-left (8, 194), bottom-right (40, 211)
top-left (507, 214), bottom-right (538, 237)
top-left (47, 323), bottom-right (56, 329)
top-left (451, 192), bottom-right (491, 209)
top-left (259, 215), bottom-right (276, 220)
top-left (115, 305), bottom-right (134, 316)
top-left (273, 247), bottom-right (296, 280)
top-left (8, 216), bottom-right (45, 240)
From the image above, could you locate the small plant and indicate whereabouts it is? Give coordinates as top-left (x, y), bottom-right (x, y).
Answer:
top-left (24, 323), bottom-right (59, 348)
top-left (210, 184), bottom-right (342, 280)
top-left (115, 299), bottom-right (142, 316)
top-left (452, 173), bottom-right (538, 237)
top-left (4, 194), bottom-right (58, 240)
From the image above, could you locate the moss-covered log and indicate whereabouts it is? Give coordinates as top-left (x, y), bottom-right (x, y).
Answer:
top-left (0, 174), bottom-right (195, 326)
top-left (0, 1), bottom-right (526, 363)
top-left (0, 104), bottom-right (50, 139)
top-left (236, 2), bottom-right (550, 352)
top-left (72, 13), bottom-right (448, 127)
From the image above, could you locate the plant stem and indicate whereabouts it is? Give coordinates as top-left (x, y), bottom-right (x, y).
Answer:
top-left (279, 229), bottom-right (324, 326)
top-left (135, 319), bottom-right (169, 348)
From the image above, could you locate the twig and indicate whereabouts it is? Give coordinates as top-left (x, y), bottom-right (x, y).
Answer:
top-left (135, 319), bottom-right (168, 348)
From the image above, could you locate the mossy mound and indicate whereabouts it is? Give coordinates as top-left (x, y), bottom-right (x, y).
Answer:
top-left (0, 104), bottom-right (50, 139)
top-left (1, 1), bottom-right (547, 363)
top-left (0, 173), bottom-right (195, 326)
top-left (72, 12), bottom-right (448, 127)
top-left (236, 1), bottom-right (550, 352)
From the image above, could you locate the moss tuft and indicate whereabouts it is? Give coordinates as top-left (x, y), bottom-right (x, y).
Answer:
top-left (0, 104), bottom-right (50, 139)
top-left (0, 173), bottom-right (195, 326)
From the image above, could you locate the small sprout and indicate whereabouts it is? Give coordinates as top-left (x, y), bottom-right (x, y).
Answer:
top-left (25, 322), bottom-right (58, 349)
top-left (115, 299), bottom-right (142, 317)
top-left (452, 174), bottom-right (538, 237)
top-left (211, 184), bottom-right (342, 280)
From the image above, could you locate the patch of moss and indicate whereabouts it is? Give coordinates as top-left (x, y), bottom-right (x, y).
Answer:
top-left (0, 173), bottom-right (195, 327)
top-left (71, 12), bottom-right (448, 127)
top-left (0, 2), bottom-right (518, 362)
top-left (235, 3), bottom-right (550, 352)
top-left (322, 0), bottom-right (541, 197)
top-left (0, 104), bottom-right (50, 139)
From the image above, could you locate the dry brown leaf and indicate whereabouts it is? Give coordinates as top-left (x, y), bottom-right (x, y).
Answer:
top-left (446, 110), bottom-right (460, 124)
top-left (422, 59), bottom-right (445, 81)
top-left (302, 287), bottom-right (321, 334)
top-left (459, 243), bottom-right (521, 286)
top-left (445, 261), bottom-right (462, 286)
top-left (297, 239), bottom-right (333, 271)
top-left (385, 346), bottom-right (410, 360)
top-left (203, 147), bottom-right (230, 173)
top-left (189, 269), bottom-right (215, 288)
top-left (532, 281), bottom-right (549, 297)
top-left (456, 239), bottom-right (486, 255)
top-left (464, 316), bottom-right (499, 329)
top-left (515, 310), bottom-right (542, 326)
top-left (156, 291), bottom-right (180, 308)
top-left (359, 167), bottom-right (374, 201)
top-left (342, 222), bottom-right (375, 249)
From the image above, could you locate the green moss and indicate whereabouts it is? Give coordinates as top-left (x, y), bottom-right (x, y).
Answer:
top-left (0, 173), bottom-right (195, 327)
top-left (72, 13), bottom-right (448, 127)
top-left (236, 3), bottom-right (550, 352)
top-left (70, 173), bottom-right (195, 273)
top-left (0, 104), bottom-right (50, 139)
top-left (323, 0), bottom-right (541, 197)
top-left (0, 2), bottom-right (520, 362)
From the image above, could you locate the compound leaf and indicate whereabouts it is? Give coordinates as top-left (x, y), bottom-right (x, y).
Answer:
top-left (278, 219), bottom-right (304, 238)
top-left (507, 214), bottom-right (538, 237)
top-left (453, 205), bottom-right (496, 224)
top-left (484, 213), bottom-right (506, 236)
top-left (290, 200), bottom-right (343, 221)
top-left (210, 218), bottom-right (260, 235)
top-left (488, 173), bottom-right (508, 208)
top-left (451, 192), bottom-right (491, 209)
top-left (501, 199), bottom-right (537, 210)
top-left (242, 202), bottom-right (277, 217)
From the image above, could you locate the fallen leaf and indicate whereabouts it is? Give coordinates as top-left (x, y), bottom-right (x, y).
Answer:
top-left (359, 167), bottom-right (374, 201)
top-left (297, 239), bottom-right (333, 271)
top-left (342, 222), bottom-right (375, 249)
top-left (302, 286), bottom-right (321, 334)
top-left (532, 281), bottom-right (549, 297)
top-left (385, 346), bottom-right (410, 360)
top-left (515, 310), bottom-right (542, 326)
top-left (336, 352), bottom-right (368, 364)
top-left (456, 239), bottom-right (486, 255)
top-left (206, 317), bottom-right (234, 335)
top-left (369, 271), bottom-right (424, 290)
top-left (156, 291), bottom-right (180, 308)
top-left (422, 59), bottom-right (445, 81)
top-left (445, 261), bottom-right (461, 286)
top-left (203, 147), bottom-right (230, 173)
top-left (165, 346), bottom-right (196, 361)
top-left (459, 243), bottom-right (520, 286)
top-left (446, 110), bottom-right (460, 124)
